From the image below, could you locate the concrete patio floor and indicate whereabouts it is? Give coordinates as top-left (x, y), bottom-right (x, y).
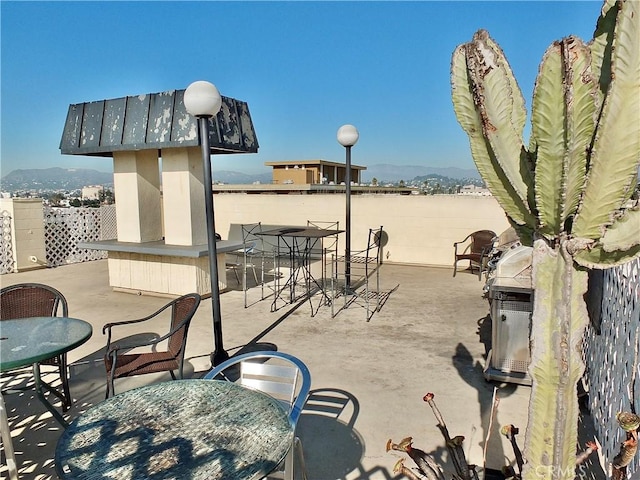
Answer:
top-left (1, 259), bottom-right (534, 480)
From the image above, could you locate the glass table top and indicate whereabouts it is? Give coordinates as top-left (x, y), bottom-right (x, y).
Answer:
top-left (0, 317), bottom-right (93, 371)
top-left (56, 379), bottom-right (294, 480)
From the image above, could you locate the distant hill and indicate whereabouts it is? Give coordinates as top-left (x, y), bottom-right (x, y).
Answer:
top-left (361, 164), bottom-right (480, 182)
top-left (0, 164), bottom-right (480, 192)
top-left (1, 168), bottom-right (114, 191)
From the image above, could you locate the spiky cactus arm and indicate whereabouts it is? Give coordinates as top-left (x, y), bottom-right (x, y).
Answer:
top-left (531, 36), bottom-right (596, 238)
top-left (574, 0), bottom-right (640, 260)
top-left (451, 31), bottom-right (536, 231)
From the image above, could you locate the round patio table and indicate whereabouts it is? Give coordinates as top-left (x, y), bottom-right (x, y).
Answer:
top-left (0, 316), bottom-right (92, 371)
top-left (0, 316), bottom-right (93, 426)
top-left (55, 379), bottom-right (294, 480)
top-left (0, 316), bottom-right (92, 480)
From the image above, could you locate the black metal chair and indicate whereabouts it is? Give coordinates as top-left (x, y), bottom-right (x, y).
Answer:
top-left (229, 223), bottom-right (272, 307)
top-left (0, 283), bottom-right (73, 411)
top-left (331, 226), bottom-right (384, 320)
top-left (307, 220), bottom-right (340, 286)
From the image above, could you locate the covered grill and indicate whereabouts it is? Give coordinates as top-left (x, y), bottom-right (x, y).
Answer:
top-left (484, 239), bottom-right (534, 386)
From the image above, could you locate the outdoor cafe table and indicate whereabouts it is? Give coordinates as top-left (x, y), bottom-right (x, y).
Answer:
top-left (256, 226), bottom-right (344, 311)
top-left (55, 379), bottom-right (294, 480)
top-left (0, 316), bottom-right (92, 480)
top-left (0, 316), bottom-right (93, 427)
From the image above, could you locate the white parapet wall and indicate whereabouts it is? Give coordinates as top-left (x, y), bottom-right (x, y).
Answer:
top-left (211, 193), bottom-right (511, 268)
top-left (1, 193), bottom-right (511, 283)
top-left (0, 198), bottom-right (47, 272)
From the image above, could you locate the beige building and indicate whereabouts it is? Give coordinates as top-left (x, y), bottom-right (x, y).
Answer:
top-left (82, 185), bottom-right (103, 200)
top-left (265, 160), bottom-right (366, 185)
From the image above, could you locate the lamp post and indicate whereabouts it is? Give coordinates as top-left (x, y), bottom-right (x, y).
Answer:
top-left (184, 80), bottom-right (229, 366)
top-left (337, 124), bottom-right (359, 289)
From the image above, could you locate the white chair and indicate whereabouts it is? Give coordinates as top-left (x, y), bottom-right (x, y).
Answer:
top-left (204, 351), bottom-right (311, 480)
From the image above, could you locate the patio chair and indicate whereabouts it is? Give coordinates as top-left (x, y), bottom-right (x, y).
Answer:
top-left (102, 292), bottom-right (201, 398)
top-left (236, 223), bottom-right (272, 308)
top-left (204, 351), bottom-right (311, 480)
top-left (453, 230), bottom-right (497, 280)
top-left (331, 226), bottom-right (384, 321)
top-left (307, 220), bottom-right (340, 285)
top-left (215, 232), bottom-right (242, 285)
top-left (0, 282), bottom-right (73, 412)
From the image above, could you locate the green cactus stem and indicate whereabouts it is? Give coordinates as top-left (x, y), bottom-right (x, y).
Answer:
top-left (450, 1), bottom-right (640, 479)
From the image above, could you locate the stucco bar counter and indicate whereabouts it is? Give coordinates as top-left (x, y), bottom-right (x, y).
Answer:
top-left (79, 239), bottom-right (243, 297)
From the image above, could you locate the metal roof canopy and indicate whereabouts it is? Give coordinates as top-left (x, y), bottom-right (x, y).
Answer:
top-left (60, 89), bottom-right (258, 156)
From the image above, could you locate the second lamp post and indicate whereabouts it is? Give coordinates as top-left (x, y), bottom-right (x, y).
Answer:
top-left (337, 124), bottom-right (359, 289)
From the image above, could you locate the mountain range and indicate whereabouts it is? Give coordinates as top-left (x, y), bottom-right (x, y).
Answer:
top-left (1, 164), bottom-right (481, 192)
top-left (362, 164), bottom-right (480, 182)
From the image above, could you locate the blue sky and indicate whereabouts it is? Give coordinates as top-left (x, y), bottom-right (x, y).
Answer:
top-left (1, 1), bottom-right (602, 176)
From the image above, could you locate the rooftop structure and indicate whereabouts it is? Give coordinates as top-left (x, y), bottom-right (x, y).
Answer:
top-left (58, 88), bottom-right (259, 297)
top-left (265, 159), bottom-right (366, 185)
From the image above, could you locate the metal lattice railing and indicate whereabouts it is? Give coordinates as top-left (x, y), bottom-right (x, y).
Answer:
top-left (99, 205), bottom-right (117, 241)
top-left (44, 206), bottom-right (117, 267)
top-left (583, 258), bottom-right (640, 475)
top-left (0, 209), bottom-right (15, 274)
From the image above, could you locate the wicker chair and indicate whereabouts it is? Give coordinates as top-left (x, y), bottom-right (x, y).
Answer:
top-left (0, 283), bottom-right (73, 411)
top-left (453, 230), bottom-right (497, 280)
top-left (103, 293), bottom-right (201, 398)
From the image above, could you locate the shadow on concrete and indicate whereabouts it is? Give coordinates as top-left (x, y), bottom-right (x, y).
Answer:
top-left (298, 388), bottom-right (398, 480)
top-left (451, 329), bottom-right (520, 474)
top-left (1, 368), bottom-right (77, 479)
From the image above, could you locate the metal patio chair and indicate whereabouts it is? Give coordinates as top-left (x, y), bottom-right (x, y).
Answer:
top-left (331, 226), bottom-right (384, 321)
top-left (307, 220), bottom-right (340, 287)
top-left (0, 282), bottom-right (73, 411)
top-left (204, 351), bottom-right (311, 480)
top-left (102, 292), bottom-right (201, 398)
top-left (236, 223), bottom-right (273, 308)
top-left (453, 229), bottom-right (497, 280)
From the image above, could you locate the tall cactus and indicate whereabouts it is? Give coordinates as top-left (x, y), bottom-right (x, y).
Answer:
top-left (451, 1), bottom-right (640, 479)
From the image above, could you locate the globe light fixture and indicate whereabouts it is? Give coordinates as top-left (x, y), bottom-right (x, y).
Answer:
top-left (337, 124), bottom-right (359, 289)
top-left (337, 124), bottom-right (359, 148)
top-left (184, 80), bottom-right (229, 366)
top-left (184, 81), bottom-right (222, 117)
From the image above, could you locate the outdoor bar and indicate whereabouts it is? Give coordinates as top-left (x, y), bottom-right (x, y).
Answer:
top-left (60, 88), bottom-right (258, 297)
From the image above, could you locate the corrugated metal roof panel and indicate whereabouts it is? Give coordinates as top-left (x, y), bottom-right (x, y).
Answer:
top-left (59, 89), bottom-right (259, 156)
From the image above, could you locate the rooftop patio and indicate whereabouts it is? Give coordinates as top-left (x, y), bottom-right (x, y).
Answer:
top-left (0, 258), bottom-right (540, 479)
